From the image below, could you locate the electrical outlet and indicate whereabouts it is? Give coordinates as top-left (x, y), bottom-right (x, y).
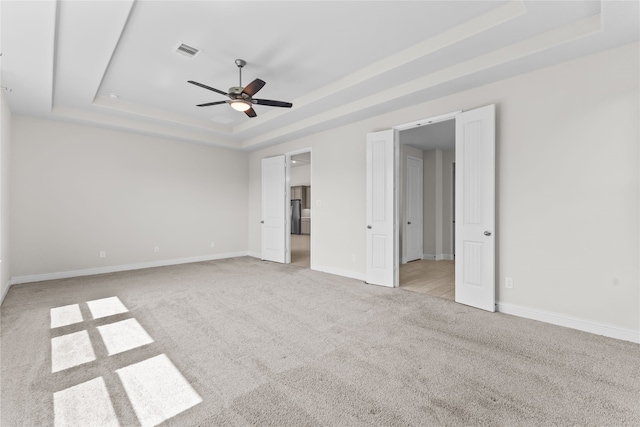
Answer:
top-left (505, 277), bottom-right (514, 289)
top-left (210, 242), bottom-right (215, 248)
top-left (154, 246), bottom-right (160, 253)
top-left (99, 251), bottom-right (106, 258)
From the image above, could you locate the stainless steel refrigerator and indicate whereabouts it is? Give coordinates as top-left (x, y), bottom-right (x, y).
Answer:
top-left (291, 199), bottom-right (301, 235)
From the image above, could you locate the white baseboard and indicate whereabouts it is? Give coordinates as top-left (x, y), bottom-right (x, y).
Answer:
top-left (423, 254), bottom-right (454, 261)
top-left (1, 280), bottom-right (10, 306)
top-left (10, 252), bottom-right (249, 285)
top-left (247, 251), bottom-right (262, 259)
top-left (497, 302), bottom-right (640, 344)
top-left (310, 264), bottom-right (366, 282)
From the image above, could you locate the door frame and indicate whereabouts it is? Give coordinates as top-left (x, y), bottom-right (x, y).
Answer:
top-left (391, 107), bottom-right (495, 310)
top-left (393, 111), bottom-right (461, 282)
top-left (285, 147), bottom-right (312, 265)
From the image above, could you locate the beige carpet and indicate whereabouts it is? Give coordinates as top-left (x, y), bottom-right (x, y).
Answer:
top-left (1, 257), bottom-right (639, 426)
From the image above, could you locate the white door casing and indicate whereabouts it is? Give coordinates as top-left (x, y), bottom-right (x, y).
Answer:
top-left (366, 130), bottom-right (397, 287)
top-left (261, 155), bottom-right (286, 263)
top-left (454, 104), bottom-right (496, 312)
top-left (405, 156), bottom-right (423, 262)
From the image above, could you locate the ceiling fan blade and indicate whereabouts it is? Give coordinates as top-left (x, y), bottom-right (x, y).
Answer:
top-left (188, 80), bottom-right (228, 97)
top-left (253, 99), bottom-right (293, 108)
top-left (242, 79), bottom-right (266, 97)
top-left (196, 101), bottom-right (228, 107)
top-left (245, 107), bottom-right (257, 118)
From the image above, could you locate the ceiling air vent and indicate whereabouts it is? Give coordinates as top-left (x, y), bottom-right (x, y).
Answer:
top-left (176, 43), bottom-right (200, 58)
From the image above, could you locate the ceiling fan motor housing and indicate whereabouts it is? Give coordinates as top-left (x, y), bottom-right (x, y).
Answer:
top-left (188, 59), bottom-right (292, 117)
top-left (228, 86), bottom-right (250, 100)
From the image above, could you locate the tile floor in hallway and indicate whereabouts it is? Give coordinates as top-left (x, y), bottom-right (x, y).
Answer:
top-left (290, 234), bottom-right (310, 268)
top-left (399, 259), bottom-right (455, 300)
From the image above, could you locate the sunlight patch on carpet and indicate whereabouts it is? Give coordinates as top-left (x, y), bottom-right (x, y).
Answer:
top-left (87, 296), bottom-right (129, 319)
top-left (51, 330), bottom-right (96, 373)
top-left (97, 318), bottom-right (154, 355)
top-left (53, 376), bottom-right (119, 427)
top-left (116, 354), bottom-right (202, 426)
top-left (50, 304), bottom-right (83, 328)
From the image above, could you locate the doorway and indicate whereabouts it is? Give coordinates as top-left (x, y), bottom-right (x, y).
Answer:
top-left (288, 150), bottom-right (311, 268)
top-left (398, 119), bottom-right (456, 300)
top-left (365, 104), bottom-right (496, 311)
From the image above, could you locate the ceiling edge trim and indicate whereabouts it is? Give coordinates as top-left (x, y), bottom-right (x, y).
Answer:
top-left (393, 111), bottom-right (462, 131)
top-left (93, 95), bottom-right (232, 135)
top-left (232, 0), bottom-right (527, 135)
top-left (89, 0), bottom-right (136, 104)
top-left (241, 12), bottom-right (602, 149)
top-left (52, 105), bottom-right (241, 150)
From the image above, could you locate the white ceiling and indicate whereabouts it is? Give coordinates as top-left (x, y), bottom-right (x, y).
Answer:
top-left (291, 152), bottom-right (311, 168)
top-left (1, 1), bottom-right (638, 151)
top-left (400, 119), bottom-right (456, 152)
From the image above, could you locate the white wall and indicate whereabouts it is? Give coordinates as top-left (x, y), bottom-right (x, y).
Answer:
top-left (1, 91), bottom-right (11, 303)
top-left (290, 164), bottom-right (311, 186)
top-left (11, 117), bottom-right (249, 279)
top-left (248, 130), bottom-right (366, 277)
top-left (248, 42), bottom-right (639, 335)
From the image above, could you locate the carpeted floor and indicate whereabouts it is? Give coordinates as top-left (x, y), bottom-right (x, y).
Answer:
top-left (1, 256), bottom-right (639, 426)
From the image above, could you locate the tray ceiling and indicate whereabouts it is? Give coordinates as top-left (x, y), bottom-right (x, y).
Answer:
top-left (1, 1), bottom-right (638, 151)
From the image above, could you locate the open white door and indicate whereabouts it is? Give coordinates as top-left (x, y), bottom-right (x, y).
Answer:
top-left (366, 130), bottom-right (397, 287)
top-left (261, 155), bottom-right (286, 263)
top-left (405, 156), bottom-right (423, 262)
top-left (455, 105), bottom-right (495, 311)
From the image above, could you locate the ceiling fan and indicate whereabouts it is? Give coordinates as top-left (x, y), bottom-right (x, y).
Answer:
top-left (188, 59), bottom-right (293, 118)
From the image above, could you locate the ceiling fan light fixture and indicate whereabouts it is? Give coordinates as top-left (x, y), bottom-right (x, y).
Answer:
top-left (230, 99), bottom-right (251, 112)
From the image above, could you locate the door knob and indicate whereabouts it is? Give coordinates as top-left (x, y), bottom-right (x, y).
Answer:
top-left (367, 225), bottom-right (372, 229)
top-left (484, 230), bottom-right (491, 236)
top-left (408, 221), bottom-right (412, 225)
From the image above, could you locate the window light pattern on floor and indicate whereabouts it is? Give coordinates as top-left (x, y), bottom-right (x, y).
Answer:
top-left (50, 297), bottom-right (201, 426)
top-left (117, 354), bottom-right (203, 427)
top-left (53, 377), bottom-right (119, 427)
top-left (97, 318), bottom-right (154, 355)
top-left (87, 296), bottom-right (129, 319)
top-left (50, 304), bottom-right (83, 328)
top-left (51, 330), bottom-right (96, 373)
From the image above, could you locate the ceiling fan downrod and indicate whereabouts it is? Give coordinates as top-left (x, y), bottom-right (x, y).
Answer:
top-left (235, 59), bottom-right (246, 87)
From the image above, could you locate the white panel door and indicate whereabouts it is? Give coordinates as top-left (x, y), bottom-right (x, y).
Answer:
top-left (261, 155), bottom-right (286, 263)
top-left (405, 156), bottom-right (423, 262)
top-left (455, 105), bottom-right (495, 311)
top-left (366, 130), bottom-right (397, 287)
